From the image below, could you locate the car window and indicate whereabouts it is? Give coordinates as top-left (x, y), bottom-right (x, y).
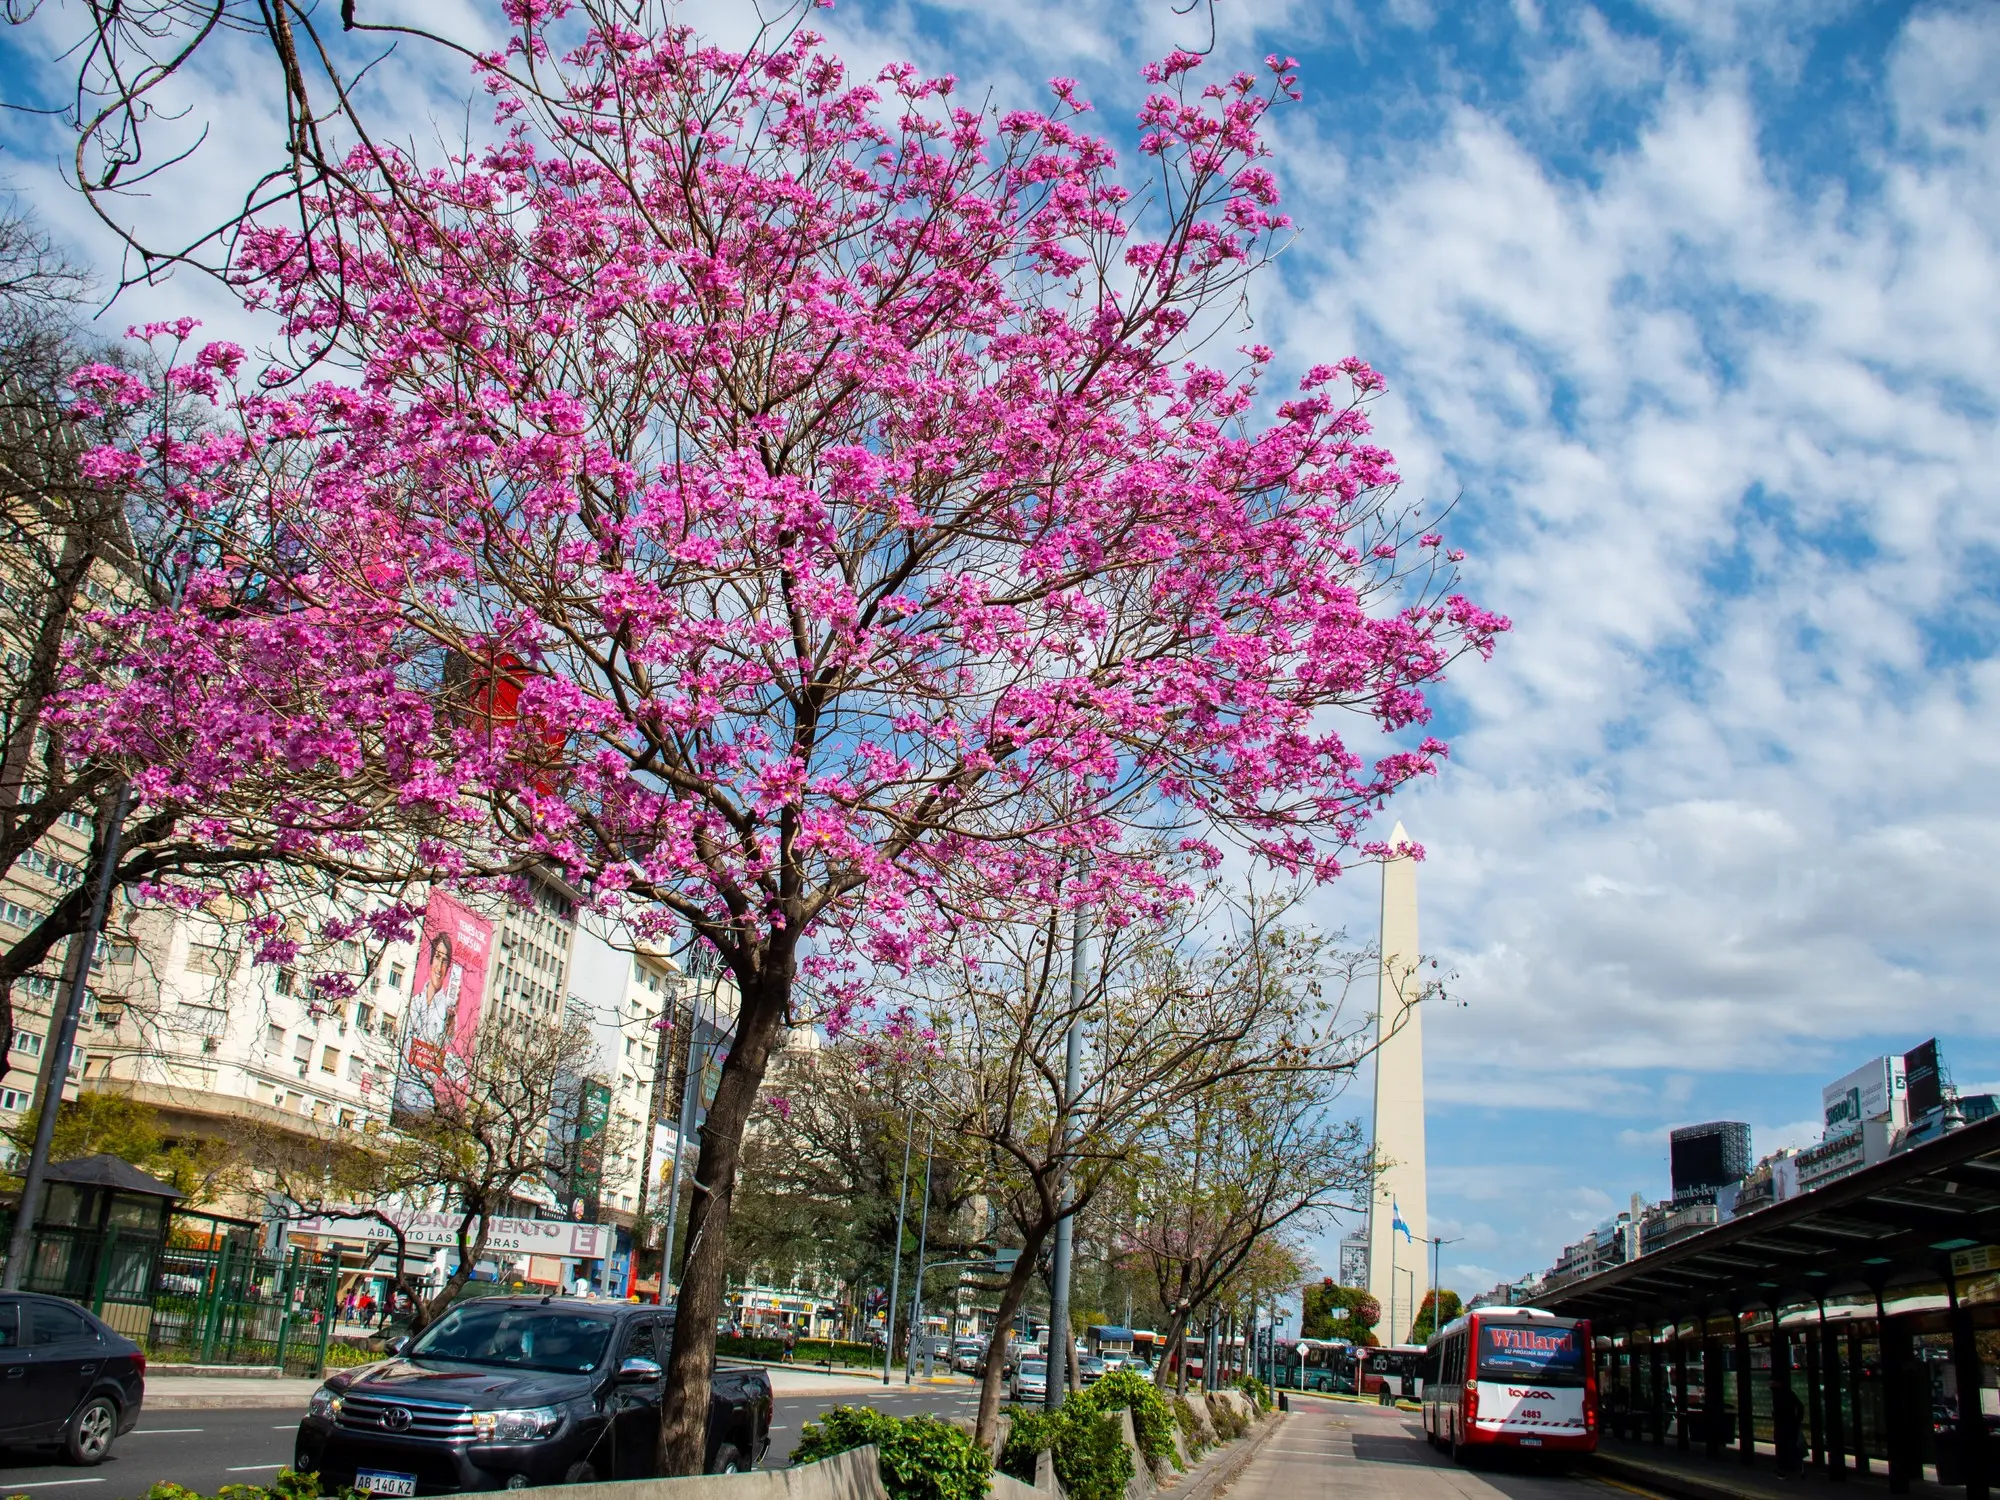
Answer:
top-left (0, 1299), bottom-right (18, 1348)
top-left (624, 1318), bottom-right (658, 1361)
top-left (408, 1305), bottom-right (614, 1374)
top-left (30, 1302), bottom-right (96, 1346)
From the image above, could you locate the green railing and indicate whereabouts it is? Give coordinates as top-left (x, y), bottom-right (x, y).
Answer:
top-left (1, 1211), bottom-right (353, 1374)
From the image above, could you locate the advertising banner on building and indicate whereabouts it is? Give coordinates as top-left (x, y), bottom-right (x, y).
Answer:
top-left (293, 1212), bottom-right (613, 1259)
top-left (566, 1077), bottom-right (612, 1223)
top-left (1904, 1038), bottom-right (1943, 1120)
top-left (1821, 1055), bottom-right (1905, 1140)
top-left (392, 891), bottom-right (495, 1124)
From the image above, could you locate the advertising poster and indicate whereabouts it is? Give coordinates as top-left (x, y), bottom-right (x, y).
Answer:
top-left (391, 890), bottom-right (495, 1124)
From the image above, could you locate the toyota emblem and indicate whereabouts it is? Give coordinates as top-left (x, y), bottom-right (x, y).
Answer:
top-left (384, 1408), bottom-right (413, 1432)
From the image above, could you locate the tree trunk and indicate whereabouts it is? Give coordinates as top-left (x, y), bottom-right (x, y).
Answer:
top-left (656, 982), bottom-right (786, 1475)
top-left (973, 1228), bottom-right (1051, 1451)
top-left (1153, 1306), bottom-right (1190, 1390)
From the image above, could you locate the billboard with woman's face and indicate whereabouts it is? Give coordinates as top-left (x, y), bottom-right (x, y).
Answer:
top-left (391, 890), bottom-right (495, 1123)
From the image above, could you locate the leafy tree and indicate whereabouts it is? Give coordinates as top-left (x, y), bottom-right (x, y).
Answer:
top-left (1300, 1278), bottom-right (1381, 1346)
top-left (1409, 1288), bottom-right (1463, 1343)
top-left (73, 9), bottom-right (1504, 1471)
top-left (1, 1089), bottom-right (239, 1205)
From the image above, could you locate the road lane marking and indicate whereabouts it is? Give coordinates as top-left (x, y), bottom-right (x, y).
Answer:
top-left (227, 1465), bottom-right (288, 1472)
top-left (133, 1428), bottom-right (206, 1434)
top-left (3, 1481), bottom-right (107, 1489)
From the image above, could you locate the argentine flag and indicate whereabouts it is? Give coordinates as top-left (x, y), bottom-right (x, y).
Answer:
top-left (1391, 1199), bottom-right (1413, 1244)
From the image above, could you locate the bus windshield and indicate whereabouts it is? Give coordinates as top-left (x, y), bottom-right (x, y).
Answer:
top-left (1477, 1322), bottom-right (1584, 1387)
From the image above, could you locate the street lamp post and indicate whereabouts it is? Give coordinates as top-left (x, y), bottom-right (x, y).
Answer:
top-left (905, 1124), bottom-right (936, 1384)
top-left (882, 1104), bottom-right (917, 1385)
top-left (1044, 885), bottom-right (1089, 1410)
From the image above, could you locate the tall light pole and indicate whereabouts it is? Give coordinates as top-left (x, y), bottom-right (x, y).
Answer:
top-left (1419, 1234), bottom-right (1461, 1337)
top-left (3, 785), bottom-right (130, 1290)
top-left (1044, 887), bottom-right (1088, 1410)
top-left (658, 955), bottom-right (715, 1304)
top-left (882, 1104), bottom-right (916, 1385)
top-left (904, 1123), bottom-right (935, 1383)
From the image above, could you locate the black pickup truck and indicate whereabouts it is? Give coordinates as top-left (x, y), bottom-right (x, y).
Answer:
top-left (295, 1299), bottom-right (771, 1493)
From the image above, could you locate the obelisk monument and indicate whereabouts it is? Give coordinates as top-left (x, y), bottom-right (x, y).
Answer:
top-left (1365, 823), bottom-right (1430, 1345)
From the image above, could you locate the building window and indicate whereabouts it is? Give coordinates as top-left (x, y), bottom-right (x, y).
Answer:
top-left (0, 1086), bottom-right (28, 1112)
top-left (388, 964), bottom-right (405, 990)
top-left (265, 1023), bottom-right (284, 1051)
top-left (0, 898), bottom-right (41, 930)
top-left (275, 968), bottom-right (297, 997)
top-left (10, 1030), bottom-right (44, 1059)
top-left (347, 1056), bottom-right (365, 1082)
top-left (320, 1047), bottom-right (339, 1074)
top-left (83, 1054), bottom-right (111, 1080)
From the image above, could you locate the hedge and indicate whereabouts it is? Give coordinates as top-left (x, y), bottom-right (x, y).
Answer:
top-left (716, 1333), bottom-right (879, 1367)
top-left (792, 1406), bottom-right (992, 1500)
top-left (999, 1402), bottom-right (1132, 1500)
top-left (1234, 1375), bottom-right (1273, 1412)
top-left (1079, 1367), bottom-right (1182, 1472)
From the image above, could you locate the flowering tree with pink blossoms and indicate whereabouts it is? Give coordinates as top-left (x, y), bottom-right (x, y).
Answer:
top-left (65, 9), bottom-right (1505, 1471)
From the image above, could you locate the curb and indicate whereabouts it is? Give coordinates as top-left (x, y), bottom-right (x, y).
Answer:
top-left (1166, 1412), bottom-right (1286, 1500)
top-left (1585, 1450), bottom-right (1765, 1500)
top-left (147, 1365), bottom-right (286, 1379)
top-left (145, 1390), bottom-right (317, 1412)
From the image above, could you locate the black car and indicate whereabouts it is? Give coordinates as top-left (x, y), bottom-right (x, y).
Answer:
top-left (0, 1291), bottom-right (145, 1465)
top-left (294, 1299), bottom-right (770, 1493)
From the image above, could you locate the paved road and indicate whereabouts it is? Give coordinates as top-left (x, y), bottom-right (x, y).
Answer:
top-left (1236, 1400), bottom-right (1650, 1500)
top-left (0, 1385), bottom-right (977, 1498)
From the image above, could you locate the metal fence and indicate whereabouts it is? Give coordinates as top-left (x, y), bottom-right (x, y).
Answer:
top-left (1, 1212), bottom-right (350, 1374)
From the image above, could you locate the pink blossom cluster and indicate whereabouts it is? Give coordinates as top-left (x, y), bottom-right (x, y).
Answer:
top-left (62, 18), bottom-right (1507, 1004)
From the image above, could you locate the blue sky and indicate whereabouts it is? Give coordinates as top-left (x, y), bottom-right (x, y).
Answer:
top-left (4, 0), bottom-right (1998, 1307)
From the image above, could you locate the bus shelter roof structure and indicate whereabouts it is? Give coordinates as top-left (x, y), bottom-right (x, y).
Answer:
top-left (1541, 1113), bottom-right (2000, 1325)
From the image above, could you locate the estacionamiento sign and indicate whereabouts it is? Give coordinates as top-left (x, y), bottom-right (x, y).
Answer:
top-left (292, 1212), bottom-right (611, 1259)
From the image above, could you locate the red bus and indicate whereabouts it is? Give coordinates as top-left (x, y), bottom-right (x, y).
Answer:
top-left (1422, 1307), bottom-right (1596, 1459)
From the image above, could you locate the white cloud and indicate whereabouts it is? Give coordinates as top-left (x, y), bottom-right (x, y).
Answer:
top-left (1273, 6), bottom-right (2000, 1107)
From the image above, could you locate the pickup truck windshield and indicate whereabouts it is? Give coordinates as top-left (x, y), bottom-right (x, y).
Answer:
top-left (411, 1306), bottom-right (614, 1374)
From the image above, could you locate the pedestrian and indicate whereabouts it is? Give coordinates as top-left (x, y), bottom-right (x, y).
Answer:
top-left (1774, 1380), bottom-right (1805, 1477)
top-left (783, 1325), bottom-right (798, 1364)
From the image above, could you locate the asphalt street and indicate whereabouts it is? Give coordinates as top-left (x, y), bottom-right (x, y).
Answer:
top-left (0, 1384), bottom-right (980, 1498)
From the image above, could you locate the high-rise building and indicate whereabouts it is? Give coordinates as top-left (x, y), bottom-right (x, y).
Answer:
top-left (1365, 824), bottom-right (1429, 1345)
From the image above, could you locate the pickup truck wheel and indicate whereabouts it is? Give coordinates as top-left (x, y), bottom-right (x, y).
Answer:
top-left (65, 1397), bottom-right (119, 1466)
top-left (709, 1444), bottom-right (745, 1475)
top-left (562, 1461), bottom-right (598, 1485)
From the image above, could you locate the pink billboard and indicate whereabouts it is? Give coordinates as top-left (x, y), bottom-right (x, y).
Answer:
top-left (392, 890), bottom-right (494, 1122)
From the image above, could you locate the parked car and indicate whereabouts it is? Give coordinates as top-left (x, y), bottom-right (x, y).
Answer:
top-left (1077, 1355), bottom-right (1106, 1385)
top-left (1010, 1357), bottom-right (1049, 1404)
top-left (295, 1299), bottom-right (769, 1492)
top-left (0, 1292), bottom-right (145, 1465)
top-left (952, 1340), bottom-right (984, 1374)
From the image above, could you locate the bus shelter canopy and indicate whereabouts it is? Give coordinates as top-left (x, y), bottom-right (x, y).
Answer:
top-left (1542, 1114), bottom-right (2000, 1326)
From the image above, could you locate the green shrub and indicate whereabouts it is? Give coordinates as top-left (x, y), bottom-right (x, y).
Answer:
top-left (1205, 1392), bottom-right (1246, 1440)
top-left (1234, 1375), bottom-right (1272, 1412)
top-left (141, 1469), bottom-right (348, 1500)
top-left (716, 1333), bottom-right (879, 1367)
top-left (792, 1406), bottom-right (991, 1500)
top-left (999, 1400), bottom-right (1132, 1500)
top-left (1078, 1367), bottom-right (1182, 1471)
top-left (1171, 1394), bottom-right (1210, 1456)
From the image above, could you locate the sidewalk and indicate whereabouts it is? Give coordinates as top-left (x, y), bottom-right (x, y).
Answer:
top-left (145, 1373), bottom-right (323, 1411)
top-left (1592, 1435), bottom-right (1961, 1500)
